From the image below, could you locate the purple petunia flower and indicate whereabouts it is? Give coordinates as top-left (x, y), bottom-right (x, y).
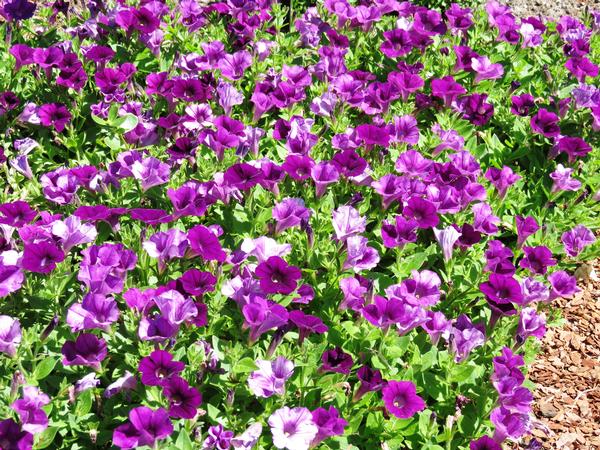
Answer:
top-left (548, 270), bottom-right (580, 300)
top-left (143, 228), bottom-right (188, 272)
top-left (530, 108), bottom-right (560, 137)
top-left (382, 380), bottom-right (426, 419)
top-left (516, 307), bottom-right (546, 343)
top-left (0, 419), bottom-right (33, 450)
top-left (485, 166), bottom-right (521, 198)
top-left (231, 423), bottom-right (262, 450)
top-left (21, 241), bottom-right (65, 274)
top-left (403, 197), bottom-right (439, 229)
top-left (37, 103), bottom-right (71, 132)
top-left (202, 424), bottom-right (234, 450)
top-left (320, 347), bottom-right (353, 375)
top-left (311, 406), bottom-right (347, 446)
top-left (11, 385), bottom-right (50, 434)
top-left (130, 157), bottom-right (170, 192)
top-left (272, 198), bottom-right (312, 234)
top-left (105, 371), bottom-right (137, 398)
top-left (138, 350), bottom-right (185, 387)
top-left (515, 215), bottom-right (539, 248)
top-left (162, 376), bottom-right (202, 419)
top-left (470, 435), bottom-right (502, 450)
top-left (434, 226), bottom-right (462, 262)
top-left (490, 406), bottom-right (530, 442)
top-left (343, 235), bottom-right (380, 272)
top-left (561, 225), bottom-right (595, 257)
top-left (510, 94), bottom-right (535, 116)
top-left (268, 407), bottom-right (318, 450)
top-left (381, 216), bottom-right (418, 249)
top-left (242, 296), bottom-right (289, 343)
top-left (0, 264), bottom-right (24, 299)
top-left (0, 315), bottom-right (21, 357)
top-left (289, 310), bottom-right (327, 344)
top-left (188, 225), bottom-right (227, 263)
top-left (449, 314), bottom-right (486, 363)
top-left (66, 293), bottom-right (120, 332)
top-left (0, 201), bottom-right (37, 227)
top-left (255, 256), bottom-right (301, 295)
top-left (519, 246), bottom-right (557, 275)
top-left (247, 356), bottom-right (294, 398)
top-left (61, 333), bottom-right (107, 370)
top-left (550, 164), bottom-right (581, 193)
top-left (332, 205), bottom-right (366, 241)
top-left (112, 406), bottom-right (173, 449)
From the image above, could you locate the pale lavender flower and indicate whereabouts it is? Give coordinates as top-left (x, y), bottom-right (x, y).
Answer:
top-left (11, 386), bottom-right (50, 434)
top-left (66, 293), bottom-right (120, 332)
top-left (449, 314), bottom-right (485, 363)
top-left (232, 423), bottom-right (263, 449)
top-left (343, 236), bottom-right (380, 272)
top-left (0, 315), bottom-right (21, 357)
top-left (272, 198), bottom-right (312, 234)
top-left (268, 407), bottom-right (318, 450)
top-left (471, 56), bottom-right (504, 82)
top-left (131, 157), bottom-right (170, 191)
top-left (247, 357), bottom-right (294, 398)
top-left (433, 226), bottom-right (462, 262)
top-left (217, 81), bottom-right (244, 115)
top-left (75, 373), bottom-right (100, 395)
top-left (105, 371), bottom-right (137, 398)
top-left (240, 237), bottom-right (291, 262)
top-left (332, 205), bottom-right (366, 241)
top-left (51, 216), bottom-right (97, 252)
top-left (142, 228), bottom-right (188, 272)
top-left (521, 277), bottom-right (550, 304)
top-left (550, 164), bottom-right (581, 193)
top-left (516, 307), bottom-right (546, 343)
top-left (155, 290), bottom-right (198, 326)
top-left (0, 264), bottom-right (24, 298)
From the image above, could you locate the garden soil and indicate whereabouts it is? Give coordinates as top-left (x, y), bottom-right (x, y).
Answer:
top-left (506, 0), bottom-right (600, 19)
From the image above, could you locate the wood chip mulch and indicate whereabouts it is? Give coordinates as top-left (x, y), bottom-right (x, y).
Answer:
top-left (515, 262), bottom-right (600, 449)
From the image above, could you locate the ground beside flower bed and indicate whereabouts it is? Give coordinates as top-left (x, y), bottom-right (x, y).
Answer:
top-left (513, 261), bottom-right (600, 449)
top-left (507, 0), bottom-right (600, 19)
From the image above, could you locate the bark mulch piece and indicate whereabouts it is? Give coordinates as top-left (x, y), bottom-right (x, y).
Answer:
top-left (514, 262), bottom-right (600, 450)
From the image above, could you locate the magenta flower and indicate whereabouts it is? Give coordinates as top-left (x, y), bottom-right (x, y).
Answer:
top-left (519, 246), bottom-right (557, 275)
top-left (403, 197), bottom-right (439, 229)
top-left (471, 56), bottom-right (504, 82)
top-left (554, 136), bottom-right (592, 163)
top-left (21, 241), bottom-right (65, 274)
top-left (381, 216), bottom-right (418, 249)
top-left (361, 295), bottom-right (405, 330)
top-left (561, 225), bottom-right (595, 257)
top-left (311, 406), bottom-right (347, 446)
top-left (311, 162), bottom-right (340, 197)
top-left (131, 157), bottom-right (170, 191)
top-left (255, 256), bottom-right (301, 295)
top-left (139, 350), bottom-right (185, 387)
top-left (354, 365), bottom-right (385, 401)
top-left (320, 346), bottom-right (353, 375)
top-left (61, 333), bottom-right (108, 370)
top-left (37, 103), bottom-right (71, 132)
top-left (268, 407), bottom-right (318, 450)
top-left (143, 228), bottom-right (188, 271)
top-left (0, 201), bottom-right (36, 227)
top-left (472, 202), bottom-right (500, 235)
top-left (470, 436), bottom-right (502, 450)
top-left (162, 376), bottom-right (202, 419)
top-left (289, 310), bottom-right (328, 344)
top-left (343, 236), bottom-right (380, 272)
top-left (218, 50), bottom-right (252, 80)
top-left (515, 215), bottom-right (539, 248)
top-left (0, 315), bottom-right (21, 357)
top-left (480, 273), bottom-right (524, 306)
top-left (223, 163), bottom-right (263, 191)
top-left (247, 356), bottom-right (294, 398)
top-left (510, 94), bottom-right (535, 116)
top-left (485, 166), bottom-right (521, 198)
top-left (431, 76), bottom-right (466, 106)
top-left (490, 407), bottom-right (530, 442)
top-left (382, 381), bottom-right (426, 419)
top-left (112, 407), bottom-right (173, 449)
top-left (188, 225), bottom-right (227, 262)
top-left (203, 424), bottom-right (234, 450)
top-left (530, 108), bottom-right (560, 137)
top-left (242, 297), bottom-right (289, 343)
top-left (0, 419), bottom-right (33, 449)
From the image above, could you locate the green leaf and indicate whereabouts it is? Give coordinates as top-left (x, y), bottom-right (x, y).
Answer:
top-left (233, 357), bottom-right (258, 374)
top-left (112, 114), bottom-right (139, 132)
top-left (175, 429), bottom-right (194, 450)
top-left (75, 390), bottom-right (93, 416)
top-left (35, 426), bottom-right (59, 449)
top-left (34, 357), bottom-right (58, 381)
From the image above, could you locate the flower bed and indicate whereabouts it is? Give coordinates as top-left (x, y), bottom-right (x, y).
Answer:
top-left (0, 0), bottom-right (598, 449)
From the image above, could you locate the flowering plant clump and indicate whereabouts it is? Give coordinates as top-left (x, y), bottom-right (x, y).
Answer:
top-left (0, 0), bottom-right (598, 448)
